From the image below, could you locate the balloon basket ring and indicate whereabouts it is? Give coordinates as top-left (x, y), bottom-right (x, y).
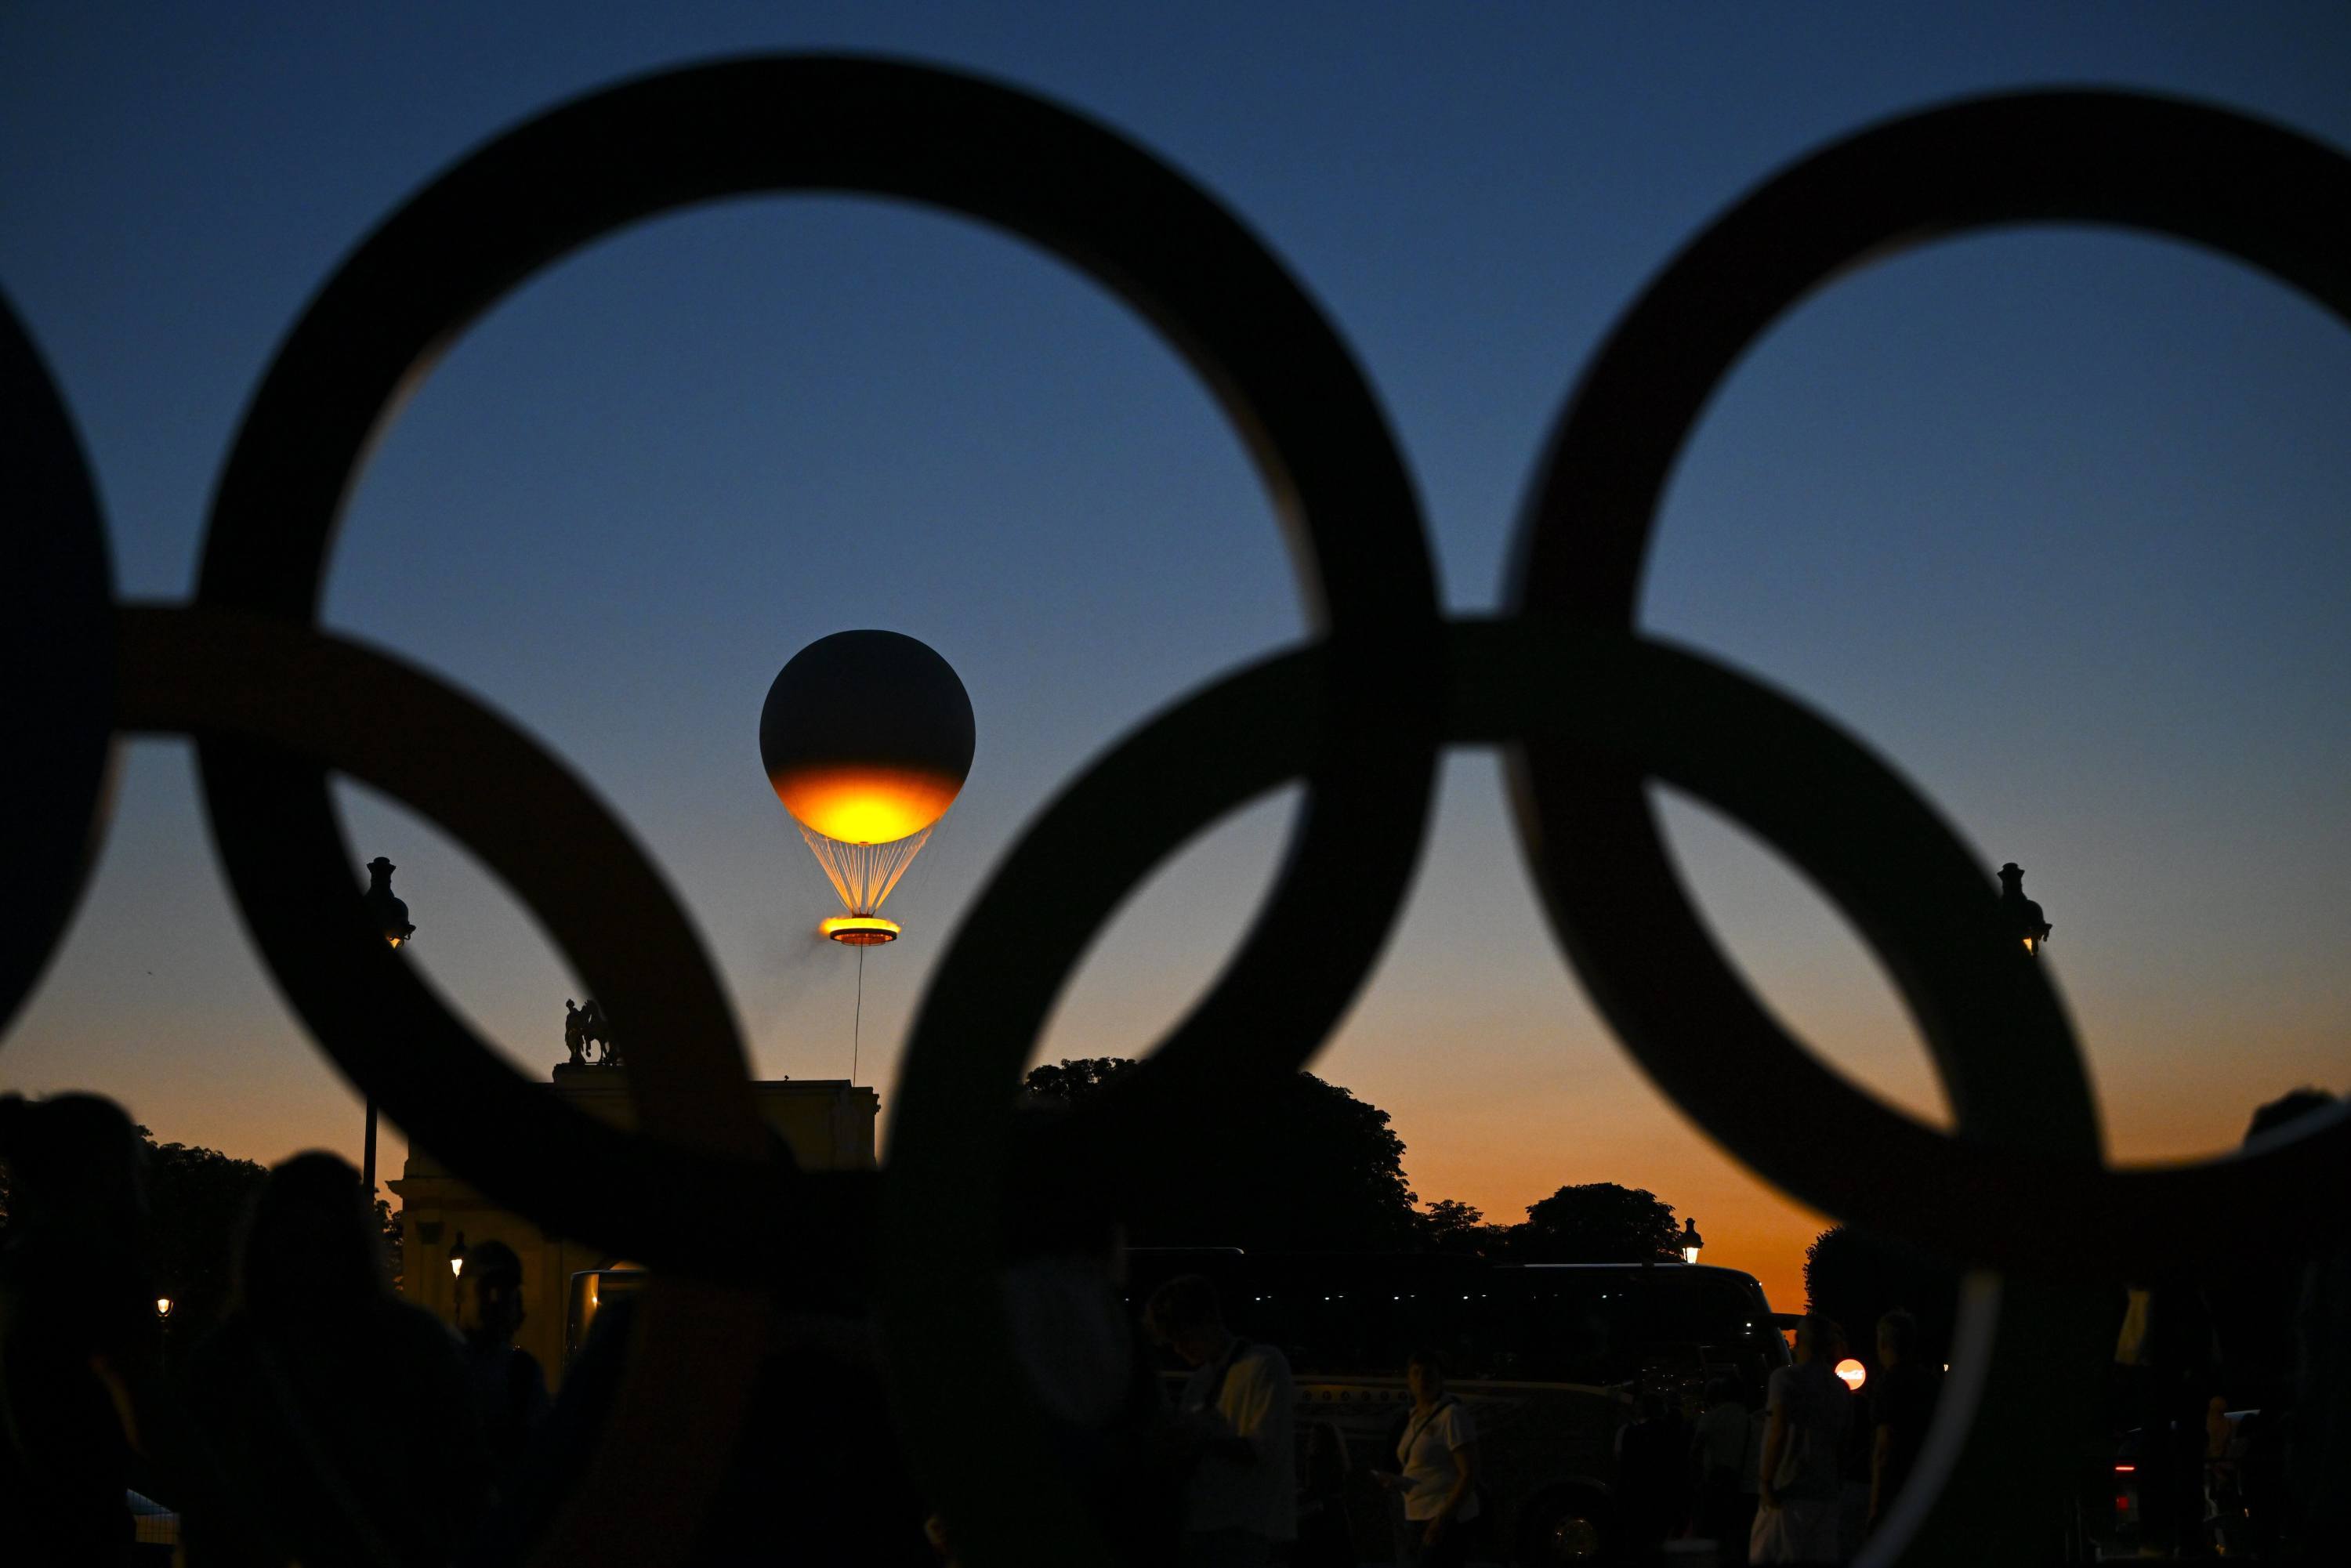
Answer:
top-left (822, 915), bottom-right (900, 946)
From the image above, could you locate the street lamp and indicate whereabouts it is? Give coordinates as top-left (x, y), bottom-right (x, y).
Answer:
top-left (357, 856), bottom-right (415, 1200)
top-left (1997, 863), bottom-right (2051, 955)
top-left (154, 1296), bottom-right (172, 1321)
top-left (450, 1231), bottom-right (468, 1280)
top-left (1679, 1218), bottom-right (1704, 1266)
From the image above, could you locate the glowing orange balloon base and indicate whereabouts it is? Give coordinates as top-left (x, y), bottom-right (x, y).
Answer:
top-left (821, 915), bottom-right (900, 946)
top-left (773, 766), bottom-right (964, 846)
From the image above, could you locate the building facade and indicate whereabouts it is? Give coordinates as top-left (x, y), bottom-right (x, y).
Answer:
top-left (388, 1063), bottom-right (878, 1385)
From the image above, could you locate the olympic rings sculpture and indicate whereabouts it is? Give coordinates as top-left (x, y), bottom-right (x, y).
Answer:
top-left (4, 55), bottom-right (2346, 1567)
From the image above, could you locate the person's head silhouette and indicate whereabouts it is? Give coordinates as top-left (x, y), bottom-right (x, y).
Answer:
top-left (236, 1151), bottom-right (386, 1321)
top-left (0, 1092), bottom-right (145, 1238)
top-left (456, 1238), bottom-right (526, 1347)
top-left (1793, 1313), bottom-right (1844, 1365)
top-left (1878, 1308), bottom-right (1918, 1369)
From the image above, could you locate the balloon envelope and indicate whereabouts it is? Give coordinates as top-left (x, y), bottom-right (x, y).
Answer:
top-left (759, 630), bottom-right (976, 843)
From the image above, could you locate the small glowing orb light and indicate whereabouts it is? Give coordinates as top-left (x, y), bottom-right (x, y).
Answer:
top-left (761, 631), bottom-right (976, 944)
top-left (1835, 1357), bottom-right (1867, 1392)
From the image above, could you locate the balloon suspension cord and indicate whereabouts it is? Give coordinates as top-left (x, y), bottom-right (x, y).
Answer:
top-left (852, 944), bottom-right (865, 1085)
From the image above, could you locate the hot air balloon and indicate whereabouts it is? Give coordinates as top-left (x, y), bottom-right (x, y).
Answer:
top-left (759, 630), bottom-right (975, 945)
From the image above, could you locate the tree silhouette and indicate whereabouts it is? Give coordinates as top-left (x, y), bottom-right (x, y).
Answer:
top-left (1416, 1198), bottom-right (1501, 1255)
top-left (1, 1123), bottom-right (406, 1363)
top-left (1020, 1057), bottom-right (1421, 1251)
top-left (1802, 1225), bottom-right (1961, 1373)
top-left (1512, 1182), bottom-right (1682, 1262)
top-left (142, 1132), bottom-right (270, 1354)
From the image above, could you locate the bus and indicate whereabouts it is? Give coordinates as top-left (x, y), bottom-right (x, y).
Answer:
top-left (564, 1266), bottom-right (650, 1364)
top-left (1123, 1250), bottom-right (1792, 1564)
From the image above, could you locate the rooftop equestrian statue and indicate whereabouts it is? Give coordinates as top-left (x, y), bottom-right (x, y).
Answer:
top-left (563, 998), bottom-right (619, 1067)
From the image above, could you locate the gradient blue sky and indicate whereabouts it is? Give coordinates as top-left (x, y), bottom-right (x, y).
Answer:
top-left (5, 3), bottom-right (2347, 1307)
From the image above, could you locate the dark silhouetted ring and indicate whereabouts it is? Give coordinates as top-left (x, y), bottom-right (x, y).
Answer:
top-left (1509, 90), bottom-right (2351, 1283)
top-left (187, 55), bottom-right (1441, 1276)
top-left (0, 291), bottom-right (116, 1036)
top-left (882, 617), bottom-right (2106, 1567)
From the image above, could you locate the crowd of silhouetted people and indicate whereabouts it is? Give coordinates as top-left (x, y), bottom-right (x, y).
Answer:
top-left (1594, 1308), bottom-right (1939, 1565)
top-left (0, 1086), bottom-right (1263, 1566)
top-left (2100, 1087), bottom-right (2349, 1561)
top-left (0, 1092), bottom-right (554, 1565)
top-left (4, 1083), bottom-right (2345, 1565)
top-left (0, 1082), bottom-right (1393, 1567)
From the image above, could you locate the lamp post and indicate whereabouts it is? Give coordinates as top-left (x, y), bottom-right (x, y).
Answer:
top-left (1679, 1218), bottom-right (1704, 1266)
top-left (1997, 863), bottom-right (2052, 955)
top-left (357, 856), bottom-right (415, 1203)
top-left (449, 1231), bottom-right (468, 1281)
top-left (154, 1296), bottom-right (172, 1322)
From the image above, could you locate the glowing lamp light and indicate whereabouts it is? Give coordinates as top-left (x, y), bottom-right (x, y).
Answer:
top-left (1679, 1217), bottom-right (1704, 1265)
top-left (450, 1232), bottom-right (468, 1280)
top-left (1835, 1357), bottom-right (1867, 1392)
top-left (154, 1296), bottom-right (173, 1320)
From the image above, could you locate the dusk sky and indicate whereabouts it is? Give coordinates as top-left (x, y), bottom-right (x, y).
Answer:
top-left (5, 4), bottom-right (2348, 1310)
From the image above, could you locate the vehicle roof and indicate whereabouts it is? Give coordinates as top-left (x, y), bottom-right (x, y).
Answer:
top-left (1125, 1248), bottom-right (1770, 1293)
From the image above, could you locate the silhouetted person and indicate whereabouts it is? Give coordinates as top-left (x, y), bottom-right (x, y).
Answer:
top-left (982, 1114), bottom-right (1181, 1568)
top-left (2198, 1088), bottom-right (2335, 1557)
top-left (187, 1152), bottom-right (490, 1566)
top-left (1371, 1347), bottom-right (1480, 1566)
top-left (1752, 1315), bottom-right (1850, 1564)
top-left (1692, 1376), bottom-right (1759, 1549)
top-left (1291, 1421), bottom-right (1353, 1568)
top-left (1146, 1273), bottom-right (1295, 1568)
top-left (1865, 1310), bottom-right (1938, 1539)
top-left (2116, 1240), bottom-right (2233, 1559)
top-left (1835, 1372), bottom-right (1873, 1560)
top-left (462, 1275), bottom-right (935, 1568)
top-left (918, 1093), bottom-right (1179, 1565)
top-left (453, 1239), bottom-right (549, 1483)
top-left (0, 1092), bottom-right (159, 1563)
top-left (2292, 1158), bottom-right (2351, 1559)
top-left (1614, 1387), bottom-right (1690, 1554)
